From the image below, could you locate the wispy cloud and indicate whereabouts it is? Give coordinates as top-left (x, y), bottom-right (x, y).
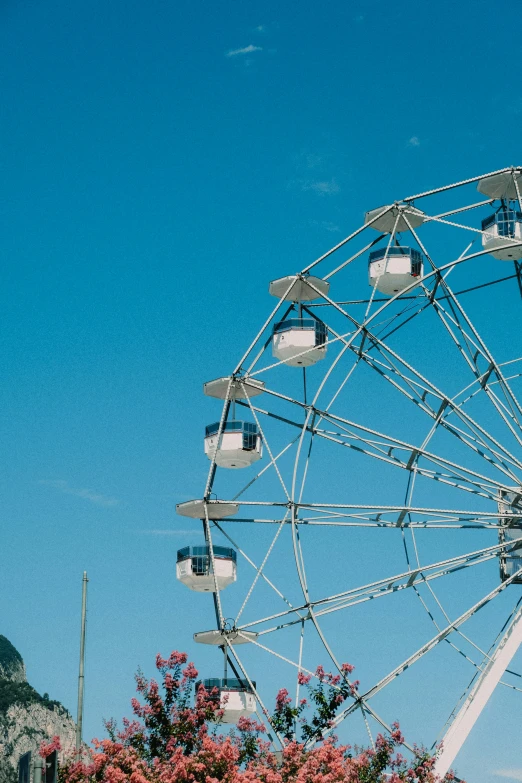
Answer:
top-left (301, 178), bottom-right (340, 196)
top-left (408, 136), bottom-right (421, 147)
top-left (226, 44), bottom-right (262, 57)
top-left (493, 771), bottom-right (522, 781)
top-left (312, 220), bottom-right (341, 233)
top-left (321, 220), bottom-right (340, 232)
top-left (255, 25), bottom-right (266, 32)
top-left (303, 153), bottom-right (323, 170)
top-left (38, 479), bottom-right (119, 508)
top-left (289, 146), bottom-right (346, 197)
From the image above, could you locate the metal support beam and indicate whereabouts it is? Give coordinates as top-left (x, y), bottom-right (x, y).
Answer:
top-left (434, 600), bottom-right (522, 777)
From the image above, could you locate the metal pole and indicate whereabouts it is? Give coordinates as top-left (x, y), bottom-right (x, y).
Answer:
top-left (76, 571), bottom-right (88, 750)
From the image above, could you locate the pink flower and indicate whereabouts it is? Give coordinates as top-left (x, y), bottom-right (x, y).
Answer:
top-left (275, 688), bottom-right (292, 710)
top-left (182, 662), bottom-right (198, 680)
top-left (297, 672), bottom-right (311, 685)
top-left (237, 716), bottom-right (266, 733)
top-left (39, 736), bottom-right (61, 758)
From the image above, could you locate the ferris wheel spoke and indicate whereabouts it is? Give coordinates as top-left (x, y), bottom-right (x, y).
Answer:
top-left (245, 303), bottom-right (294, 375)
top-left (355, 333), bottom-right (522, 474)
top-left (291, 510), bottom-right (312, 604)
top-left (296, 418), bottom-right (316, 506)
top-left (401, 510), bottom-right (522, 686)
top-left (305, 269), bottom-right (516, 309)
top-left (401, 166), bottom-right (511, 203)
top-left (240, 381), bottom-right (291, 500)
top-left (219, 513), bottom-right (512, 530)
top-left (234, 512), bottom-right (289, 627)
top-left (290, 349), bottom-right (366, 502)
top-left (212, 520), bottom-right (306, 620)
top-left (238, 539), bottom-right (516, 633)
top-left (360, 703), bottom-right (376, 750)
top-left (240, 628), bottom-right (396, 751)
top-left (309, 541), bottom-right (511, 619)
top-left (318, 245), bottom-right (522, 444)
top-left (301, 206), bottom-right (395, 275)
top-left (324, 569), bottom-right (522, 731)
top-left (297, 278), bottom-right (522, 481)
top-left (343, 322), bottom-right (522, 480)
top-left (426, 198), bottom-right (495, 222)
top-left (322, 233), bottom-right (386, 281)
top-left (239, 389), bottom-right (517, 500)
top-left (313, 411), bottom-right (515, 500)
top-left (296, 603), bottom-right (411, 752)
top-left (342, 351), bottom-right (522, 481)
top-left (404, 215), bottom-right (522, 435)
top-left (231, 434), bottom-right (301, 502)
top-left (450, 361), bottom-right (522, 413)
top-left (233, 278), bottom-right (298, 376)
top-left (218, 499), bottom-right (522, 529)
top-left (428, 294), bottom-right (522, 444)
top-left (412, 579), bottom-right (522, 689)
top-left (331, 567), bottom-right (522, 723)
top-left (237, 631), bottom-right (318, 680)
top-left (312, 431), bottom-right (499, 499)
top-left (370, 297), bottom-right (431, 342)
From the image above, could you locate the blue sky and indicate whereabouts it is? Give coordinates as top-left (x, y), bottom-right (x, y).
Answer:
top-left (2, 1), bottom-right (522, 781)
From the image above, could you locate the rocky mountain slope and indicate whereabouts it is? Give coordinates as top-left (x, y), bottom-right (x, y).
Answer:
top-left (0, 636), bottom-right (76, 783)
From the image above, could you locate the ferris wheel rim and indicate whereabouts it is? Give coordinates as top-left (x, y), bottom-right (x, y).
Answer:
top-left (188, 166), bottom-right (522, 768)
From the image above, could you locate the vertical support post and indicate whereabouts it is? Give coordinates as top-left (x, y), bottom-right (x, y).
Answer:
top-left (434, 602), bottom-right (522, 777)
top-left (33, 756), bottom-right (43, 783)
top-left (76, 571), bottom-right (88, 751)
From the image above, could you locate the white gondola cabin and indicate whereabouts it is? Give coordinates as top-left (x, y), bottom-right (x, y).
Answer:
top-left (204, 421), bottom-right (262, 469)
top-left (481, 207), bottom-right (522, 261)
top-left (272, 317), bottom-right (327, 367)
top-left (176, 545), bottom-right (237, 592)
top-left (368, 246), bottom-right (423, 295)
top-left (197, 678), bottom-right (256, 724)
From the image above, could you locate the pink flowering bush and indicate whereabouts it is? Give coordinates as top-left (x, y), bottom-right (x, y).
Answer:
top-left (41, 651), bottom-right (461, 783)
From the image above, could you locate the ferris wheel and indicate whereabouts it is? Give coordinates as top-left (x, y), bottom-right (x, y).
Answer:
top-left (176, 166), bottom-right (522, 777)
